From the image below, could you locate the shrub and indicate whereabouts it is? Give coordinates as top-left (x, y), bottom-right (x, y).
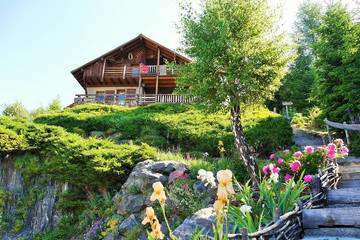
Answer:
top-left (35, 103), bottom-right (292, 157)
top-left (0, 117), bottom-right (156, 190)
top-left (2, 101), bottom-right (29, 119)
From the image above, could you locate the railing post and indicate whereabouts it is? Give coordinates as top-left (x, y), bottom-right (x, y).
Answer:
top-left (325, 119), bottom-right (332, 143)
top-left (343, 121), bottom-right (350, 145)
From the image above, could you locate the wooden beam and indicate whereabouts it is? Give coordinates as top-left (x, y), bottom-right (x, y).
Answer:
top-left (138, 64), bottom-right (142, 94)
top-left (100, 59), bottom-right (106, 82)
top-left (155, 48), bottom-right (160, 95)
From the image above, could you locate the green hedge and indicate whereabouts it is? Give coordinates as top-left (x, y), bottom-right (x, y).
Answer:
top-left (0, 117), bottom-right (156, 190)
top-left (35, 103), bottom-right (293, 156)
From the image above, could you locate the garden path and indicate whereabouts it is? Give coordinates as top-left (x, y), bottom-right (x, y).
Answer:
top-left (302, 156), bottom-right (360, 239)
top-left (291, 128), bottom-right (360, 239)
top-left (293, 128), bottom-right (324, 148)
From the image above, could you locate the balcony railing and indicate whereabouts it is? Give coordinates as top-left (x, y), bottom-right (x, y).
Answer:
top-left (74, 94), bottom-right (193, 106)
top-left (103, 65), bottom-right (175, 79)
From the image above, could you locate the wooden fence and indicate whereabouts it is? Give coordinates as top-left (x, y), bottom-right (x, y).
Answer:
top-left (324, 118), bottom-right (360, 145)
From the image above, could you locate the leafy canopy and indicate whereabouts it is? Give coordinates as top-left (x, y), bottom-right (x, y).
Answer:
top-left (312, 3), bottom-right (358, 121)
top-left (176, 0), bottom-right (291, 110)
top-left (276, 1), bottom-right (321, 112)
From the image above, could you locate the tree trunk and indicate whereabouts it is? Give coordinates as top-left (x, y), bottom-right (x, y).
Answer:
top-left (230, 104), bottom-right (260, 187)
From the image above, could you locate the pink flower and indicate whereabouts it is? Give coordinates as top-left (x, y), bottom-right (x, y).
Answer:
top-left (293, 151), bottom-right (303, 158)
top-left (277, 158), bottom-right (284, 164)
top-left (262, 165), bottom-right (270, 174)
top-left (305, 146), bottom-right (314, 154)
top-left (327, 143), bottom-right (336, 152)
top-left (269, 153), bottom-right (276, 160)
top-left (340, 146), bottom-right (349, 156)
top-left (273, 166), bottom-right (280, 174)
top-left (334, 139), bottom-right (344, 147)
top-left (327, 150), bottom-right (336, 159)
top-left (289, 160), bottom-right (301, 172)
top-left (182, 184), bottom-right (190, 191)
top-left (285, 174), bottom-right (293, 182)
top-left (283, 149), bottom-right (290, 154)
top-left (303, 175), bottom-right (313, 183)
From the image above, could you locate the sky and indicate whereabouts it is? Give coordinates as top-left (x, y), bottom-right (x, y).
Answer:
top-left (0, 0), bottom-right (356, 111)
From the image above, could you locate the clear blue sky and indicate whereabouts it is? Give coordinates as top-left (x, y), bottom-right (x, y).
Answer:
top-left (0, 0), bottom-right (355, 111)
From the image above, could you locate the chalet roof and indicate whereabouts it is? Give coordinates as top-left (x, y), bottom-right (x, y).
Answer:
top-left (71, 34), bottom-right (190, 84)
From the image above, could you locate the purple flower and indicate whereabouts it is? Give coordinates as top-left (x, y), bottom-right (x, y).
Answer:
top-left (277, 158), bottom-right (284, 164)
top-left (285, 174), bottom-right (293, 182)
top-left (262, 165), bottom-right (270, 174)
top-left (269, 153), bottom-right (276, 160)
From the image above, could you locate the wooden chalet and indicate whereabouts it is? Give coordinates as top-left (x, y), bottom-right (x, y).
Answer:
top-left (71, 34), bottom-right (192, 106)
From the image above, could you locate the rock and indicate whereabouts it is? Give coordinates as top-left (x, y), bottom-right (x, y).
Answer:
top-left (89, 131), bottom-right (105, 138)
top-left (121, 160), bottom-right (188, 193)
top-left (117, 194), bottom-right (147, 215)
top-left (173, 207), bottom-right (216, 240)
top-left (118, 214), bottom-right (138, 234)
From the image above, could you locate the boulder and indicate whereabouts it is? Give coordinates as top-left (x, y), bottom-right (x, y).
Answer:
top-left (118, 214), bottom-right (138, 235)
top-left (173, 207), bottom-right (216, 240)
top-left (115, 160), bottom-right (188, 216)
top-left (121, 160), bottom-right (188, 193)
top-left (117, 194), bottom-right (147, 215)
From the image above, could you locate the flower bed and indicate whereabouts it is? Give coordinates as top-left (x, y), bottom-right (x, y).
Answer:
top-left (139, 139), bottom-right (348, 240)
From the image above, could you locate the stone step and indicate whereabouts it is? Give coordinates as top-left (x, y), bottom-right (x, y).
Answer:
top-left (338, 156), bottom-right (360, 166)
top-left (338, 180), bottom-right (360, 189)
top-left (340, 172), bottom-right (360, 180)
top-left (303, 208), bottom-right (360, 228)
top-left (328, 188), bottom-right (360, 204)
top-left (304, 228), bottom-right (360, 239)
top-left (328, 203), bottom-right (360, 208)
top-left (339, 165), bottom-right (360, 173)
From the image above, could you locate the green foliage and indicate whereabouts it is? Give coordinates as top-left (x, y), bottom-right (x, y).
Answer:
top-left (312, 3), bottom-right (359, 121)
top-left (167, 179), bottom-right (209, 220)
top-left (34, 215), bottom-right (78, 240)
top-left (48, 97), bottom-right (62, 112)
top-left (272, 1), bottom-right (321, 112)
top-left (229, 176), bottom-right (308, 233)
top-left (2, 101), bottom-right (29, 119)
top-left (35, 103), bottom-right (292, 157)
top-left (177, 0), bottom-right (291, 109)
top-left (0, 116), bottom-right (156, 190)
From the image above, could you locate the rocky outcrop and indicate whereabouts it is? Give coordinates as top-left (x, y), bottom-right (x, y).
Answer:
top-left (115, 160), bottom-right (187, 215)
top-left (0, 155), bottom-right (62, 239)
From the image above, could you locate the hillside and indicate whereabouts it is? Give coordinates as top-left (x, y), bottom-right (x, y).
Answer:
top-left (0, 103), bottom-right (292, 239)
top-left (35, 103), bottom-right (293, 157)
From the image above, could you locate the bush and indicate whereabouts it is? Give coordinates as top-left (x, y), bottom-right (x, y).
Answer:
top-left (35, 103), bottom-right (292, 156)
top-left (0, 117), bottom-right (156, 190)
top-left (2, 101), bottom-right (29, 119)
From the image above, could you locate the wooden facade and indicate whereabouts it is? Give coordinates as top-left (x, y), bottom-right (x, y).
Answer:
top-left (71, 34), bottom-right (191, 105)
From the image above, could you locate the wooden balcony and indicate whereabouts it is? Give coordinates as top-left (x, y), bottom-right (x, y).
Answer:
top-left (74, 94), bottom-right (193, 107)
top-left (103, 65), bottom-right (175, 80)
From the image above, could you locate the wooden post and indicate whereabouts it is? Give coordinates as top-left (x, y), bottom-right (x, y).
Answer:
top-left (241, 228), bottom-right (248, 240)
top-left (155, 47), bottom-right (160, 95)
top-left (100, 59), bottom-right (106, 82)
top-left (343, 122), bottom-right (350, 145)
top-left (325, 121), bottom-right (332, 142)
top-left (123, 64), bottom-right (127, 80)
top-left (138, 64), bottom-right (142, 93)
